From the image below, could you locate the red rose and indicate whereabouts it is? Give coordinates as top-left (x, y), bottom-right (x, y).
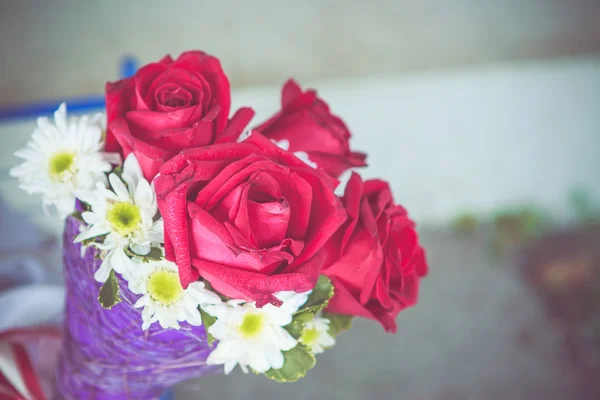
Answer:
top-left (254, 79), bottom-right (367, 178)
top-left (105, 51), bottom-right (235, 180)
top-left (323, 173), bottom-right (428, 332)
top-left (154, 131), bottom-right (346, 307)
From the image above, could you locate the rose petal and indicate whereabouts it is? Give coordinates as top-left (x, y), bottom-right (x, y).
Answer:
top-left (171, 51), bottom-right (231, 132)
top-left (187, 203), bottom-right (291, 273)
top-left (230, 183), bottom-right (256, 245)
top-left (304, 151), bottom-right (367, 179)
top-left (326, 276), bottom-right (378, 320)
top-left (247, 197), bottom-right (291, 248)
top-left (281, 79), bottom-right (303, 108)
top-left (105, 78), bottom-right (135, 152)
top-left (364, 180), bottom-right (394, 219)
top-left (192, 247), bottom-right (326, 307)
top-left (154, 83), bottom-right (194, 111)
top-left (254, 80), bottom-right (368, 179)
top-left (110, 118), bottom-right (174, 181)
top-left (126, 106), bottom-right (205, 133)
top-left (131, 108), bottom-right (220, 151)
top-left (340, 172), bottom-right (364, 252)
top-left (144, 67), bottom-right (211, 113)
top-left (154, 165), bottom-right (196, 286)
top-left (133, 62), bottom-right (168, 111)
top-left (288, 169), bottom-right (346, 265)
top-left (214, 107), bottom-right (255, 143)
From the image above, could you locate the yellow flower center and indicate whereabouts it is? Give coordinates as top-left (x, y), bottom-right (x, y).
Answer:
top-left (300, 327), bottom-right (320, 345)
top-left (48, 151), bottom-right (75, 180)
top-left (107, 202), bottom-right (141, 236)
top-left (147, 270), bottom-right (183, 305)
top-left (238, 313), bottom-right (265, 339)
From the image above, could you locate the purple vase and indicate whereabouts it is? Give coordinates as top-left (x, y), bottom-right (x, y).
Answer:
top-left (54, 217), bottom-right (221, 399)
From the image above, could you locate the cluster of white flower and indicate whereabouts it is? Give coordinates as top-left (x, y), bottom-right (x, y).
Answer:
top-left (10, 103), bottom-right (119, 217)
top-left (74, 154), bottom-right (164, 282)
top-left (128, 259), bottom-right (221, 330)
top-left (204, 291), bottom-right (335, 374)
top-left (205, 291), bottom-right (309, 374)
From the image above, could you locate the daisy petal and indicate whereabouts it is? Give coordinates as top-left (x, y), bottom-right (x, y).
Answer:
top-left (128, 259), bottom-right (216, 331)
top-left (134, 243), bottom-right (152, 256)
top-left (123, 154), bottom-right (143, 188)
top-left (134, 179), bottom-right (153, 207)
top-left (112, 246), bottom-right (134, 276)
top-left (109, 173), bottom-right (130, 202)
top-left (81, 211), bottom-right (100, 224)
top-left (10, 103), bottom-right (117, 218)
top-left (75, 224), bottom-right (111, 243)
top-left (205, 292), bottom-right (303, 374)
top-left (103, 152), bottom-right (122, 165)
top-left (148, 220), bottom-right (164, 243)
top-left (94, 258), bottom-right (113, 283)
top-left (224, 361), bottom-right (237, 375)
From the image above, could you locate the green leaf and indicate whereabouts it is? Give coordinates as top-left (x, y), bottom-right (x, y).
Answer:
top-left (71, 203), bottom-right (91, 221)
top-left (284, 320), bottom-right (304, 339)
top-left (281, 277), bottom-right (337, 358)
top-left (199, 307), bottom-right (217, 346)
top-left (295, 275), bottom-right (334, 318)
top-left (292, 311), bottom-right (315, 324)
top-left (82, 235), bottom-right (107, 248)
top-left (569, 187), bottom-right (599, 222)
top-left (139, 247), bottom-right (164, 262)
top-left (111, 166), bottom-right (124, 181)
top-left (125, 246), bottom-right (164, 263)
top-left (452, 213), bottom-right (479, 235)
top-left (264, 345), bottom-right (316, 382)
top-left (323, 312), bottom-right (353, 337)
top-left (98, 269), bottom-right (121, 309)
top-left (287, 276), bottom-right (335, 338)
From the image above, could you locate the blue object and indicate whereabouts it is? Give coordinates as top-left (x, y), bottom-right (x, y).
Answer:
top-left (0, 56), bottom-right (139, 121)
top-left (160, 388), bottom-right (174, 400)
top-left (120, 55), bottom-right (139, 79)
top-left (0, 96), bottom-right (106, 121)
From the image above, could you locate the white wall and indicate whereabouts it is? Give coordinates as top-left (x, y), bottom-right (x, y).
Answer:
top-left (1, 0), bottom-right (600, 104)
top-left (2, 57), bottom-right (599, 233)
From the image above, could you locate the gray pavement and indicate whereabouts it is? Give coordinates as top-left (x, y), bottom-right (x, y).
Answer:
top-left (176, 228), bottom-right (583, 400)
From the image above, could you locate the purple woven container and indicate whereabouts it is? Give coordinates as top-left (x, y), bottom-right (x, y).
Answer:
top-left (54, 217), bottom-right (221, 399)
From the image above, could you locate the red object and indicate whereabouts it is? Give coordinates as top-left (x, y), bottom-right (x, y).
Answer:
top-left (323, 173), bottom-right (428, 332)
top-left (105, 51), bottom-right (232, 180)
top-left (0, 328), bottom-right (61, 400)
top-left (154, 132), bottom-right (347, 306)
top-left (107, 49), bottom-right (428, 333)
top-left (254, 79), bottom-right (367, 179)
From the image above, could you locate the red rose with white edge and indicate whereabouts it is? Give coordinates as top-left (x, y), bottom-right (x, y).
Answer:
top-left (254, 79), bottom-right (367, 179)
top-left (154, 131), bottom-right (347, 307)
top-left (323, 173), bottom-right (428, 332)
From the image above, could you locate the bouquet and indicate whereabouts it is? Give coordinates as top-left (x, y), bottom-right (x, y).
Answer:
top-left (9, 50), bottom-right (428, 399)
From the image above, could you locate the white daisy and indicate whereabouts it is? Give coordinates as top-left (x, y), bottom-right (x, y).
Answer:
top-left (74, 154), bottom-right (163, 282)
top-left (206, 290), bottom-right (311, 374)
top-left (9, 103), bottom-right (118, 217)
top-left (128, 259), bottom-right (222, 330)
top-left (299, 314), bottom-right (335, 354)
top-left (271, 139), bottom-right (317, 168)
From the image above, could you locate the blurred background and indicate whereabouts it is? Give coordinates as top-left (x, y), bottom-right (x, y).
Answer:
top-left (2, 0), bottom-right (600, 103)
top-left (1, 1), bottom-right (600, 399)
